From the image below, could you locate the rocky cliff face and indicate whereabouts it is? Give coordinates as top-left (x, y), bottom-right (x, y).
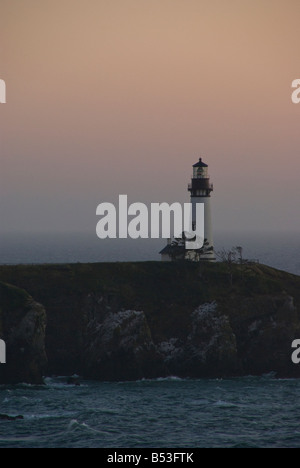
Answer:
top-left (82, 297), bottom-right (163, 380)
top-left (0, 262), bottom-right (300, 381)
top-left (229, 294), bottom-right (300, 377)
top-left (80, 295), bottom-right (300, 380)
top-left (0, 282), bottom-right (47, 384)
top-left (165, 302), bottom-right (239, 377)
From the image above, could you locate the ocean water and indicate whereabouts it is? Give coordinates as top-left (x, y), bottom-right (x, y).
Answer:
top-left (0, 231), bottom-right (300, 448)
top-left (0, 230), bottom-right (300, 275)
top-left (1, 376), bottom-right (300, 448)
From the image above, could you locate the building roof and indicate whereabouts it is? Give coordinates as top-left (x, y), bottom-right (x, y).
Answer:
top-left (193, 158), bottom-right (208, 168)
top-left (160, 241), bottom-right (209, 255)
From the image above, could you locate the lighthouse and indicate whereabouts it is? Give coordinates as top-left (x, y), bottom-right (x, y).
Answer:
top-left (160, 157), bottom-right (215, 262)
top-left (188, 157), bottom-right (215, 261)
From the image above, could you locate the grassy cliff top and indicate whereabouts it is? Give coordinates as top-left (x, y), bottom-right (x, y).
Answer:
top-left (0, 261), bottom-right (299, 314)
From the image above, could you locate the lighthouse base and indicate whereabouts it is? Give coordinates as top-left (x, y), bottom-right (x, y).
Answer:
top-left (184, 249), bottom-right (216, 263)
top-left (160, 238), bottom-right (216, 263)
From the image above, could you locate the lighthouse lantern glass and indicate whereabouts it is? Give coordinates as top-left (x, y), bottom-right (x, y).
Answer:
top-left (193, 166), bottom-right (208, 179)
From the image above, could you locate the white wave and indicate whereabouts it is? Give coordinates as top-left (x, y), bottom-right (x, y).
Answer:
top-left (155, 376), bottom-right (184, 382)
top-left (214, 400), bottom-right (239, 408)
top-left (66, 419), bottom-right (109, 436)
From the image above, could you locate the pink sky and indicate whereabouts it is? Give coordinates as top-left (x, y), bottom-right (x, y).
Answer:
top-left (1, 0), bottom-right (300, 234)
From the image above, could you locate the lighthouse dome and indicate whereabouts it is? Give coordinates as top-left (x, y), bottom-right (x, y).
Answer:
top-left (193, 158), bottom-right (208, 168)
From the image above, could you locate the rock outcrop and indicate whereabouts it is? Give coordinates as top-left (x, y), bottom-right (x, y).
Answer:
top-left (0, 262), bottom-right (300, 381)
top-left (0, 282), bottom-right (47, 384)
top-left (82, 294), bottom-right (163, 380)
top-left (158, 302), bottom-right (239, 378)
top-left (80, 296), bottom-right (300, 379)
top-left (229, 294), bottom-right (300, 377)
top-left (0, 414), bottom-right (24, 421)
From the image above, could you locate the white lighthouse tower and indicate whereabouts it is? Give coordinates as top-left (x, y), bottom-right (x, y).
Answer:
top-left (160, 157), bottom-right (215, 262)
top-left (188, 157), bottom-right (215, 261)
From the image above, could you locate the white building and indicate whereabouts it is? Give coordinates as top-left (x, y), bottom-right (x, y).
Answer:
top-left (160, 157), bottom-right (215, 262)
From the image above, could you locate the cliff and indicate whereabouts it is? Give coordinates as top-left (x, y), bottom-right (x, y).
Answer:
top-left (0, 261), bottom-right (300, 382)
top-left (0, 282), bottom-right (47, 384)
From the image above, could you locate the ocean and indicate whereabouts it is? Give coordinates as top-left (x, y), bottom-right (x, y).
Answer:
top-left (0, 230), bottom-right (300, 275)
top-left (1, 376), bottom-right (300, 448)
top-left (0, 231), bottom-right (300, 448)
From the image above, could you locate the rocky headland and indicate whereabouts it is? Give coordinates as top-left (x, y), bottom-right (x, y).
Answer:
top-left (0, 261), bottom-right (300, 383)
top-left (0, 282), bottom-right (47, 384)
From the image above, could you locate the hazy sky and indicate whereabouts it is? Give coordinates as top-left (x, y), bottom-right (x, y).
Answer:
top-left (1, 0), bottom-right (299, 235)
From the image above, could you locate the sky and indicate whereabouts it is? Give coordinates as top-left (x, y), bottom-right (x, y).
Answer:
top-left (1, 0), bottom-right (300, 236)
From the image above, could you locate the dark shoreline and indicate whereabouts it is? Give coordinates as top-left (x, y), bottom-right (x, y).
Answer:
top-left (1, 261), bottom-right (300, 384)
